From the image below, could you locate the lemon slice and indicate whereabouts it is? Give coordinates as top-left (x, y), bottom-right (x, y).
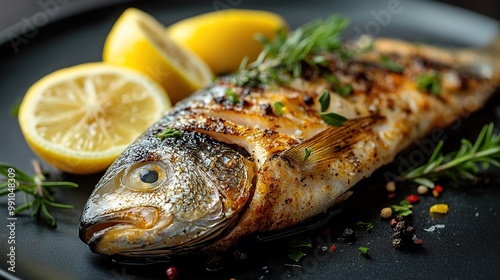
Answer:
top-left (18, 62), bottom-right (171, 175)
top-left (103, 8), bottom-right (213, 104)
top-left (167, 9), bottom-right (288, 74)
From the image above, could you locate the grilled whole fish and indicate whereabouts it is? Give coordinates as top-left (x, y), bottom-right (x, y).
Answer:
top-left (79, 36), bottom-right (499, 258)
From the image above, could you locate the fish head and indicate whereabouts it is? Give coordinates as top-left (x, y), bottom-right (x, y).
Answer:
top-left (79, 129), bottom-right (254, 258)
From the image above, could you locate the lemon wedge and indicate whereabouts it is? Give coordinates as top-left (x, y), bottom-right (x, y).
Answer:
top-left (18, 62), bottom-right (171, 175)
top-left (103, 8), bottom-right (213, 104)
top-left (166, 9), bottom-right (288, 74)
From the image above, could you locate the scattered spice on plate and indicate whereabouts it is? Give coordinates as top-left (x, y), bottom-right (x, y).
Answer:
top-left (287, 236), bottom-right (312, 262)
top-left (430, 204), bottom-right (449, 214)
top-left (355, 221), bottom-right (374, 232)
top-left (390, 215), bottom-right (422, 249)
top-left (405, 194), bottom-right (420, 204)
top-left (166, 266), bottom-right (179, 280)
top-left (432, 185), bottom-right (444, 197)
top-left (232, 249), bottom-right (247, 261)
top-left (423, 224), bottom-right (445, 232)
top-left (288, 250), bottom-right (306, 262)
top-left (380, 207), bottom-right (393, 219)
top-left (341, 228), bottom-right (356, 243)
top-left (386, 181), bottom-right (396, 192)
top-left (417, 185), bottom-right (428, 195)
top-left (391, 200), bottom-right (413, 216)
top-left (358, 246), bottom-right (370, 255)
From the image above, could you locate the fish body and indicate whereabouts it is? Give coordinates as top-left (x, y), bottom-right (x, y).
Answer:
top-left (79, 36), bottom-right (499, 258)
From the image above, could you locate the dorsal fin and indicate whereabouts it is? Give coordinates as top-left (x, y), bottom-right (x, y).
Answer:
top-left (280, 115), bottom-right (384, 174)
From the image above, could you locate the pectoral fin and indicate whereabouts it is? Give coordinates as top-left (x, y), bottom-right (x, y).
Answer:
top-left (281, 115), bottom-right (383, 174)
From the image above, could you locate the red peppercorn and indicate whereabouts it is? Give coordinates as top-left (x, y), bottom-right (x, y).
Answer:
top-left (405, 194), bottom-right (420, 204)
top-left (434, 185), bottom-right (443, 193)
top-left (329, 245), bottom-right (337, 252)
top-left (166, 266), bottom-right (179, 280)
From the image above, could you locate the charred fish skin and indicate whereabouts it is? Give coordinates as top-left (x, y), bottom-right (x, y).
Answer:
top-left (80, 30), bottom-right (499, 257)
top-left (79, 127), bottom-right (254, 257)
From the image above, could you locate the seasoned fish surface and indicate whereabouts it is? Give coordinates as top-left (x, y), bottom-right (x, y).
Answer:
top-left (79, 37), bottom-right (499, 258)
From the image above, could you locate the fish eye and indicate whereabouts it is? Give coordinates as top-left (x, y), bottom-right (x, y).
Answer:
top-left (122, 162), bottom-right (171, 192)
top-left (140, 169), bottom-right (158, 184)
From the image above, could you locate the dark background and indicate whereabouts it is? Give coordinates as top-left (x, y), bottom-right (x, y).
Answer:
top-left (0, 0), bottom-right (499, 35)
top-left (1, 1), bottom-right (499, 280)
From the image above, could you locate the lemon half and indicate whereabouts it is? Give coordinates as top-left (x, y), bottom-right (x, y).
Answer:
top-left (167, 9), bottom-right (288, 74)
top-left (103, 8), bottom-right (213, 104)
top-left (18, 62), bottom-right (171, 175)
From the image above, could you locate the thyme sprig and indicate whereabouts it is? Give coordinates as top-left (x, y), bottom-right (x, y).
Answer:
top-left (232, 15), bottom-right (351, 87)
top-left (416, 73), bottom-right (441, 95)
top-left (401, 123), bottom-right (500, 188)
top-left (0, 160), bottom-right (78, 227)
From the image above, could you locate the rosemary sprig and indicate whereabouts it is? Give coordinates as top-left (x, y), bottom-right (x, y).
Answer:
top-left (0, 160), bottom-right (78, 227)
top-left (400, 123), bottom-right (500, 188)
top-left (231, 15), bottom-right (351, 87)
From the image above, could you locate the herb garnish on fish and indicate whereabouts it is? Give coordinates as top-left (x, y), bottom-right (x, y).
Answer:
top-left (380, 55), bottom-right (404, 73)
top-left (156, 128), bottom-right (183, 139)
top-left (319, 90), bottom-right (330, 112)
top-left (303, 147), bottom-right (312, 161)
top-left (232, 15), bottom-right (351, 87)
top-left (322, 73), bottom-right (353, 97)
top-left (320, 112), bottom-right (347, 126)
top-left (273, 101), bottom-right (286, 115)
top-left (225, 88), bottom-right (240, 104)
top-left (416, 73), bottom-right (441, 95)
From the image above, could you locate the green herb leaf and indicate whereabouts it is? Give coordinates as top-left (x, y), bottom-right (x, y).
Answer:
top-left (380, 55), bottom-right (404, 73)
top-left (273, 101), bottom-right (286, 116)
top-left (355, 221), bottom-right (374, 232)
top-left (288, 250), bottom-right (306, 262)
top-left (225, 88), bottom-right (240, 104)
top-left (41, 202), bottom-right (56, 227)
top-left (304, 147), bottom-right (312, 162)
top-left (358, 247), bottom-right (370, 254)
top-left (323, 73), bottom-right (352, 97)
top-left (289, 237), bottom-right (313, 248)
top-left (156, 128), bottom-right (183, 140)
top-left (320, 112), bottom-right (347, 126)
top-left (416, 73), bottom-right (441, 95)
top-left (398, 210), bottom-right (413, 216)
top-left (338, 84), bottom-right (352, 97)
top-left (319, 90), bottom-right (330, 112)
top-left (391, 200), bottom-right (413, 216)
top-left (323, 73), bottom-right (339, 85)
top-left (0, 162), bottom-right (35, 182)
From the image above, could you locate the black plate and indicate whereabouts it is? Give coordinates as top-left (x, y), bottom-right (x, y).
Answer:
top-left (1, 1), bottom-right (500, 279)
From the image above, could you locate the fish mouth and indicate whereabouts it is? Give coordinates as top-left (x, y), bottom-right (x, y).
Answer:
top-left (79, 206), bottom-right (160, 245)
